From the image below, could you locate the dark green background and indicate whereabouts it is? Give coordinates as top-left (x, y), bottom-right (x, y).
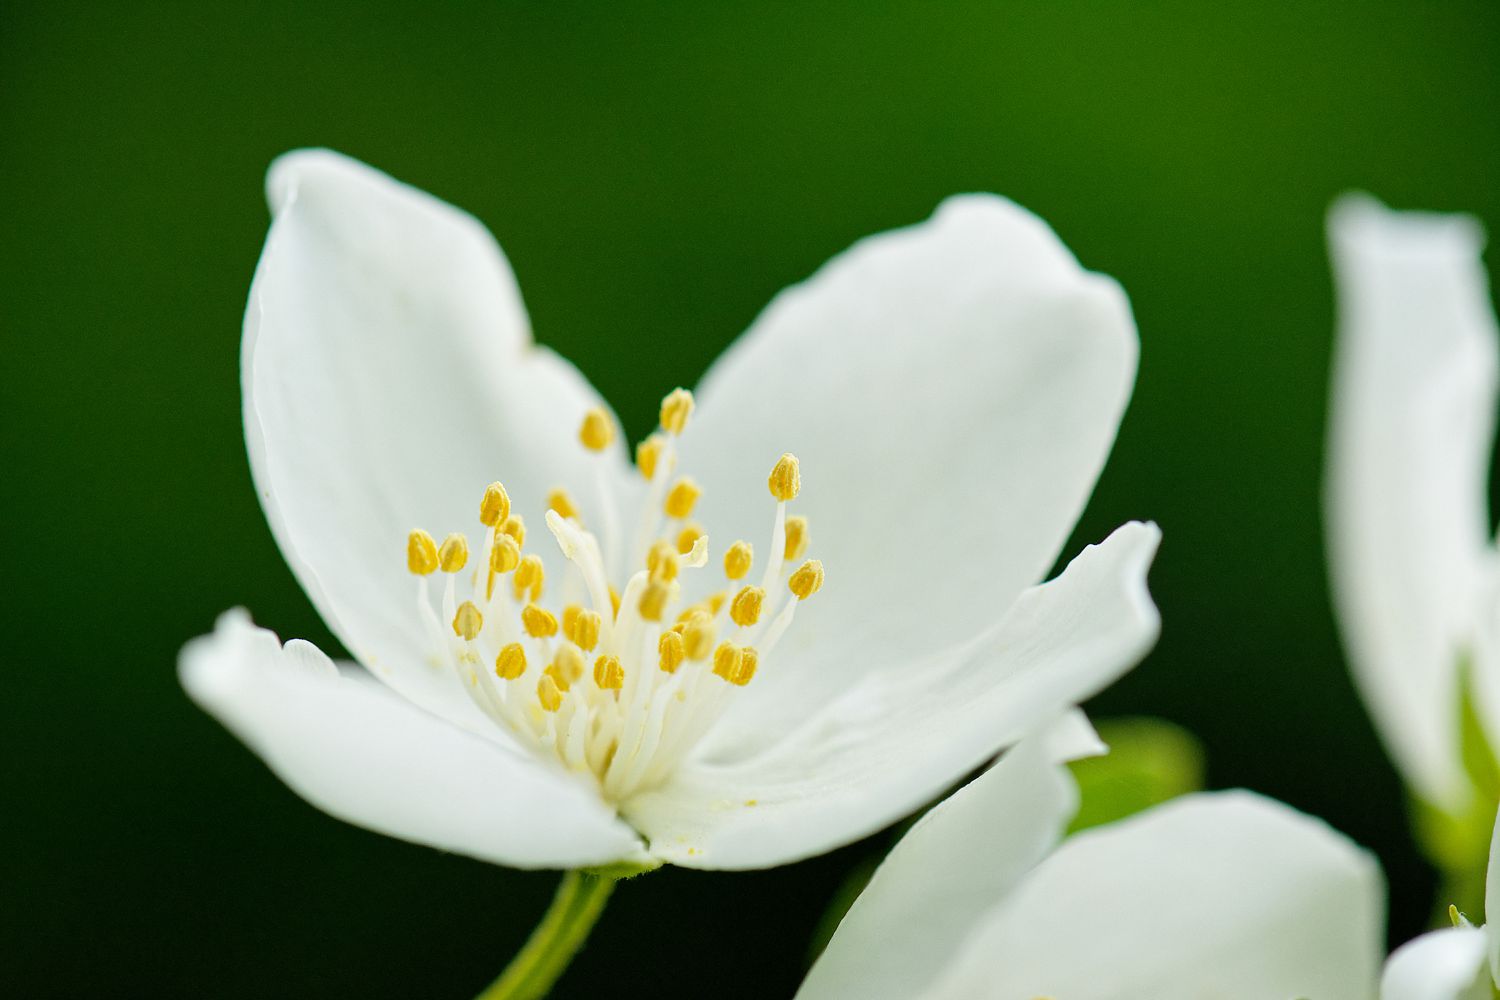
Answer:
top-left (5, 2), bottom-right (1498, 996)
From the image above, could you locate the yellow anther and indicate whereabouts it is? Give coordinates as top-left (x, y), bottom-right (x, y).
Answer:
top-left (658, 630), bottom-right (686, 674)
top-left (578, 406), bottom-right (615, 452)
top-left (783, 515), bottom-right (809, 561)
top-left (499, 514), bottom-right (526, 546)
top-left (593, 654), bottom-right (625, 690)
top-left (683, 615), bottom-right (716, 661)
top-left (537, 674), bottom-right (564, 712)
top-left (732, 646), bottom-right (759, 686)
top-left (547, 488), bottom-right (580, 521)
top-left (480, 482), bottom-right (511, 527)
top-left (712, 641), bottom-right (744, 683)
top-left (730, 586), bottom-right (765, 628)
top-left (706, 591), bottom-right (728, 614)
top-left (663, 477), bottom-right (702, 519)
top-left (561, 604), bottom-right (583, 644)
top-left (724, 540), bottom-right (753, 581)
top-left (639, 581), bottom-right (670, 622)
top-left (406, 529), bottom-right (439, 575)
top-left (676, 523), bottom-right (705, 555)
top-left (490, 534), bottom-right (521, 574)
top-left (608, 584), bottom-right (620, 619)
top-left (660, 387), bottom-right (695, 435)
top-left (543, 664), bottom-right (572, 693)
top-left (513, 554), bottom-right (544, 601)
top-left (521, 603), bottom-right (559, 638)
top-left (573, 610), bottom-right (602, 652)
top-left (789, 559), bottom-right (824, 600)
top-left (452, 601), bottom-right (484, 641)
top-left (438, 533), bottom-right (469, 573)
top-left (495, 643), bottom-right (527, 681)
top-left (675, 604), bottom-right (709, 626)
top-left (768, 453), bottom-right (801, 502)
top-left (636, 433), bottom-right (666, 480)
top-left (553, 646), bottom-right (585, 685)
top-left (647, 540), bottom-right (681, 583)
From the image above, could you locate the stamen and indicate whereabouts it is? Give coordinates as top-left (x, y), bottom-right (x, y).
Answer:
top-left (573, 610), bottom-right (602, 652)
top-left (438, 533), bottom-right (469, 573)
top-left (407, 529), bottom-right (439, 575)
top-left (660, 387), bottom-right (694, 435)
top-left (658, 630), bottom-right (686, 673)
top-left (608, 585), bottom-right (621, 619)
top-left (663, 477), bottom-right (702, 519)
top-left (647, 540), bottom-right (680, 583)
top-left (578, 406), bottom-right (615, 452)
top-left (733, 646), bottom-right (759, 686)
top-left (522, 603), bottom-right (559, 638)
top-left (538, 675), bottom-right (564, 712)
top-left (495, 643), bottom-right (527, 680)
top-left (789, 559), bottom-right (824, 600)
top-left (639, 581), bottom-right (670, 622)
top-left (500, 515), bottom-right (526, 546)
top-left (490, 534), bottom-right (521, 573)
top-left (547, 488), bottom-right (580, 521)
top-left (452, 601), bottom-right (484, 641)
top-left (711, 641), bottom-right (744, 682)
top-left (682, 613), bottom-right (716, 660)
top-left (553, 646), bottom-right (586, 685)
top-left (561, 603), bottom-right (583, 643)
top-left (636, 433), bottom-right (665, 480)
top-left (768, 452), bottom-right (801, 502)
top-left (724, 540), bottom-right (753, 580)
top-left (676, 523), bottom-right (705, 555)
top-left (783, 516), bottom-right (809, 561)
top-left (480, 482), bottom-right (511, 527)
top-left (513, 554), bottom-right (544, 601)
top-left (594, 654), bottom-right (625, 690)
top-left (730, 586), bottom-right (765, 627)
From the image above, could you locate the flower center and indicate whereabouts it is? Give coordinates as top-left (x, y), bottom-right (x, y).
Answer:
top-left (404, 388), bottom-right (823, 804)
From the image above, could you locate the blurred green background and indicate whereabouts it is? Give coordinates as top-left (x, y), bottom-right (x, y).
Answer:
top-left (5, 1), bottom-right (1499, 996)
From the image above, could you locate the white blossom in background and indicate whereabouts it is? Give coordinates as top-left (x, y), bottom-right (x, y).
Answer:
top-left (798, 722), bottom-right (1384, 1000)
top-left (180, 149), bottom-right (1160, 871)
top-left (1326, 195), bottom-right (1500, 824)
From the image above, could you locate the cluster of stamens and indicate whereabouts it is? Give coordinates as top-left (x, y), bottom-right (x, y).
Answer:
top-left (404, 387), bottom-right (823, 803)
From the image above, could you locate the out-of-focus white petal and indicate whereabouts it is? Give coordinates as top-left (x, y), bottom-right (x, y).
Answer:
top-left (626, 522), bottom-right (1160, 869)
top-left (796, 728), bottom-right (1077, 1000)
top-left (180, 610), bottom-right (644, 869)
top-left (1382, 927), bottom-right (1491, 1000)
top-left (683, 194), bottom-right (1139, 746)
top-left (1326, 193), bottom-right (1499, 811)
top-left (244, 149), bottom-right (633, 730)
top-left (927, 791), bottom-right (1384, 1000)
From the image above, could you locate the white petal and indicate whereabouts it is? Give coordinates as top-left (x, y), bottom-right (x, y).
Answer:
top-left (681, 194), bottom-right (1139, 745)
top-left (1382, 928), bottom-right (1491, 1000)
top-left (1487, 804), bottom-right (1500, 983)
top-left (625, 521), bottom-right (1160, 869)
top-left (927, 792), bottom-right (1385, 1000)
top-left (796, 728), bottom-right (1077, 1000)
top-left (244, 150), bottom-right (634, 729)
top-left (180, 610), bottom-right (644, 869)
top-left (1326, 193), bottom-right (1498, 811)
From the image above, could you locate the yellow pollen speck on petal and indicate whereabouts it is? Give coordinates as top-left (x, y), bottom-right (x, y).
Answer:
top-left (578, 406), bottom-right (615, 452)
top-left (783, 516), bottom-right (809, 561)
top-left (438, 533), bottom-right (469, 573)
top-left (513, 554), bottom-right (544, 601)
top-left (500, 514), bottom-right (526, 546)
top-left (712, 641), bottom-right (744, 682)
top-left (768, 453), bottom-right (801, 502)
top-left (561, 603), bottom-right (582, 643)
top-left (594, 654), bottom-right (624, 690)
top-left (495, 643), bottom-right (527, 680)
top-left (521, 603), bottom-right (559, 638)
top-left (676, 523), bottom-right (704, 555)
top-left (609, 584), bottom-right (621, 619)
top-left (683, 616), bottom-right (716, 661)
top-left (730, 586), bottom-right (765, 628)
top-left (490, 534), bottom-right (521, 574)
top-left (636, 433), bottom-right (665, 480)
top-left (480, 482), bottom-right (511, 527)
top-left (554, 646), bottom-right (585, 685)
top-left (648, 540), bottom-right (681, 583)
top-left (724, 540), bottom-right (753, 580)
top-left (452, 601), bottom-right (484, 641)
top-left (789, 559), bottom-right (824, 600)
top-left (639, 581), bottom-right (670, 622)
top-left (660, 387), bottom-right (694, 435)
top-left (733, 646), bottom-right (759, 686)
top-left (658, 630), bottom-right (686, 673)
top-left (663, 477), bottom-right (702, 519)
top-left (538, 674), bottom-right (564, 712)
top-left (407, 529), bottom-right (439, 575)
top-left (547, 488), bottom-right (580, 521)
top-left (573, 610), bottom-right (602, 652)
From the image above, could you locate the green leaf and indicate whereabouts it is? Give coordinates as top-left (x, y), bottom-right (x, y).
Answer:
top-left (1066, 717), bottom-right (1206, 835)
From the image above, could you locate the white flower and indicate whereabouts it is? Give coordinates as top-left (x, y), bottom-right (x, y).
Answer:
top-left (1382, 809), bottom-right (1500, 1000)
top-left (179, 149), bottom-right (1161, 871)
top-left (798, 721), bottom-right (1384, 1000)
top-left (1326, 194), bottom-right (1500, 818)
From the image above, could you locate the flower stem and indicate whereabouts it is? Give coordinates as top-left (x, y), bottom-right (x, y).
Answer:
top-left (476, 870), bottom-right (617, 1000)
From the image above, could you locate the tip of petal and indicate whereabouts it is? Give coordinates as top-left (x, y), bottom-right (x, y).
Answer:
top-left (1329, 191), bottom-right (1488, 261)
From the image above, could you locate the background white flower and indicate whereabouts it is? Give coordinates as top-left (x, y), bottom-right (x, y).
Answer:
top-left (798, 722), bottom-right (1385, 1000)
top-left (181, 149), bottom-right (1160, 871)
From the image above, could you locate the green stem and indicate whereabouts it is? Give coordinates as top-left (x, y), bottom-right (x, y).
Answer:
top-left (476, 870), bottom-right (617, 1000)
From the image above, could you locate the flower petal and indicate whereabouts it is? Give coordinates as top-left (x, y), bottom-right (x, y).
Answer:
top-left (681, 194), bottom-right (1139, 745)
top-left (1382, 928), bottom-right (1490, 1000)
top-left (1326, 193), bottom-right (1498, 811)
top-left (927, 791), bottom-right (1384, 1000)
top-left (796, 726), bottom-right (1077, 1000)
top-left (180, 610), bottom-right (644, 869)
top-left (625, 521), bottom-right (1160, 869)
top-left (245, 150), bottom-right (634, 728)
